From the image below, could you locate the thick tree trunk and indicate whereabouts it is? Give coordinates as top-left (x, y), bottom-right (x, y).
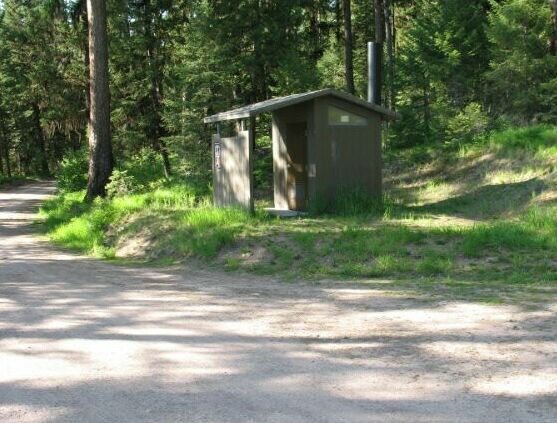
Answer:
top-left (85, 0), bottom-right (113, 201)
top-left (343, 0), bottom-right (355, 95)
top-left (550, 0), bottom-right (557, 55)
top-left (32, 103), bottom-right (50, 177)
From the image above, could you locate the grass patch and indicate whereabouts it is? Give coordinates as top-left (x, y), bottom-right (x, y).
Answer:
top-left (38, 125), bottom-right (557, 303)
top-left (489, 125), bottom-right (557, 156)
top-left (459, 206), bottom-right (557, 256)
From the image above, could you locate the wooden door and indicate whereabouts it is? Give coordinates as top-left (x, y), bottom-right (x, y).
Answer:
top-left (285, 122), bottom-right (308, 210)
top-left (212, 130), bottom-right (253, 211)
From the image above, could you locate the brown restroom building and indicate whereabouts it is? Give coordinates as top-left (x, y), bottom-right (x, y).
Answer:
top-left (203, 88), bottom-right (396, 214)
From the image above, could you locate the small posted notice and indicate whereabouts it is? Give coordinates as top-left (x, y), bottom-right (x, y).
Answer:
top-left (214, 142), bottom-right (221, 170)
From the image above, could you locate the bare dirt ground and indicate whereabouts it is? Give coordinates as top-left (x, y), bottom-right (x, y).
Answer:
top-left (1, 181), bottom-right (556, 423)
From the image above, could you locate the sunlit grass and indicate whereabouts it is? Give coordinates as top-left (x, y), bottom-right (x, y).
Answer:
top-left (39, 125), bottom-right (557, 293)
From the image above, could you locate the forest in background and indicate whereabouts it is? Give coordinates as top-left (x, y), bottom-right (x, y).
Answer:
top-left (0, 0), bottom-right (557, 185)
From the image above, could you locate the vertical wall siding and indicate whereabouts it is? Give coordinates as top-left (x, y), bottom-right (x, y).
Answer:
top-left (313, 97), bottom-right (382, 203)
top-left (212, 130), bottom-right (253, 210)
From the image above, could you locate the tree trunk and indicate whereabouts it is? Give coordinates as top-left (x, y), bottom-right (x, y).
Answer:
top-left (307, 1), bottom-right (323, 64)
top-left (144, 0), bottom-right (171, 178)
top-left (32, 103), bottom-right (50, 177)
top-left (550, 0), bottom-right (557, 55)
top-left (384, 0), bottom-right (395, 110)
top-left (343, 0), bottom-right (355, 95)
top-left (335, 0), bottom-right (342, 44)
top-left (374, 0), bottom-right (385, 44)
top-left (152, 80), bottom-right (172, 179)
top-left (83, 8), bottom-right (92, 140)
top-left (85, 0), bottom-right (113, 201)
top-left (2, 118), bottom-right (11, 177)
top-left (0, 114), bottom-right (5, 176)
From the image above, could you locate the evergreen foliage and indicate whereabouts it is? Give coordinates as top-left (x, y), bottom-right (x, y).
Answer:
top-left (0, 0), bottom-right (556, 180)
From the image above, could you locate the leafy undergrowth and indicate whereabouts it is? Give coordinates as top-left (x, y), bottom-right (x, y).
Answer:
top-left (40, 125), bottom-right (557, 303)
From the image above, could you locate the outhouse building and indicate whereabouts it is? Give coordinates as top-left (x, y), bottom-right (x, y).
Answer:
top-left (203, 88), bottom-right (396, 214)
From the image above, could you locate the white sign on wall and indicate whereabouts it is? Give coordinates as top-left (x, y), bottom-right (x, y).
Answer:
top-left (214, 142), bottom-right (221, 170)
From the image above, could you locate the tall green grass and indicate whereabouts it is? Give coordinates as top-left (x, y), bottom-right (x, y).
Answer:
top-left (489, 125), bottom-right (557, 155)
top-left (39, 125), bottom-right (557, 287)
top-left (459, 206), bottom-right (557, 256)
top-left (39, 183), bottom-right (221, 258)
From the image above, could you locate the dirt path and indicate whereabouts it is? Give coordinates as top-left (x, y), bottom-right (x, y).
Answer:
top-left (1, 181), bottom-right (556, 423)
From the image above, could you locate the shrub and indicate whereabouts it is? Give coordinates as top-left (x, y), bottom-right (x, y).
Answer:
top-left (106, 170), bottom-right (139, 198)
top-left (56, 149), bottom-right (88, 192)
top-left (123, 148), bottom-right (168, 189)
top-left (447, 102), bottom-right (489, 143)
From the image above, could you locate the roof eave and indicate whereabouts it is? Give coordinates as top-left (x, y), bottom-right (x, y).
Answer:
top-left (203, 111), bottom-right (252, 124)
top-left (203, 88), bottom-right (399, 123)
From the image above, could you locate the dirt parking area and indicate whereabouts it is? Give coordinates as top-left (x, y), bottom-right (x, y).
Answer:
top-left (1, 182), bottom-right (556, 422)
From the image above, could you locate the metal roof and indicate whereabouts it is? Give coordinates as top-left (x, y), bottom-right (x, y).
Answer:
top-left (203, 88), bottom-right (398, 123)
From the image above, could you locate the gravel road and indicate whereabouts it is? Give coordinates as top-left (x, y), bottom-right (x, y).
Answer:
top-left (1, 181), bottom-right (556, 422)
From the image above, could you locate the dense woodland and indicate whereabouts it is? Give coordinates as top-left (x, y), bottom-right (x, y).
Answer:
top-left (0, 0), bottom-right (556, 197)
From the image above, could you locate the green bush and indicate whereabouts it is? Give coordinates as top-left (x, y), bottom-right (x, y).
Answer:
top-left (447, 102), bottom-right (489, 143)
top-left (56, 149), bottom-right (88, 192)
top-left (122, 148), bottom-right (168, 189)
top-left (106, 170), bottom-right (139, 198)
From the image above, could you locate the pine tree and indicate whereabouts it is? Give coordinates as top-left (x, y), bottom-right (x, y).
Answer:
top-left (85, 0), bottom-right (113, 200)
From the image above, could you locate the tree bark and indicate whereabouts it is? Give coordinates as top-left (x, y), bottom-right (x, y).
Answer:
top-left (2, 119), bottom-right (11, 177)
top-left (335, 0), bottom-right (342, 44)
top-left (83, 5), bottom-right (92, 142)
top-left (32, 103), bottom-right (50, 177)
top-left (0, 128), bottom-right (4, 176)
top-left (550, 0), bottom-right (557, 55)
top-left (384, 0), bottom-right (395, 110)
top-left (343, 0), bottom-right (355, 95)
top-left (307, 1), bottom-right (322, 63)
top-left (85, 0), bottom-right (113, 201)
top-left (374, 0), bottom-right (385, 44)
top-left (144, 0), bottom-right (172, 178)
top-left (0, 113), bottom-right (6, 176)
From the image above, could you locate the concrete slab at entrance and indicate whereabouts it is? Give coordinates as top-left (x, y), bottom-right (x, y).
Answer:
top-left (264, 208), bottom-right (308, 217)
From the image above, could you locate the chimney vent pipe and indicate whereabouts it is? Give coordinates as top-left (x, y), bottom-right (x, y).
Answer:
top-left (368, 41), bottom-right (382, 106)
